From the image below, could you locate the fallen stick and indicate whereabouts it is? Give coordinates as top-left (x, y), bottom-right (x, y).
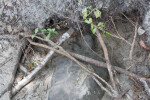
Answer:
top-left (129, 22), bottom-right (138, 60)
top-left (12, 27), bottom-right (74, 96)
top-left (69, 52), bottom-right (150, 83)
top-left (95, 27), bottom-right (118, 97)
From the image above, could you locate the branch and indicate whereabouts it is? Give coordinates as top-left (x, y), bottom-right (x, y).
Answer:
top-left (129, 22), bottom-right (138, 60)
top-left (12, 27), bottom-right (74, 96)
top-left (69, 51), bottom-right (150, 97)
top-left (68, 52), bottom-right (150, 83)
top-left (95, 27), bottom-right (118, 97)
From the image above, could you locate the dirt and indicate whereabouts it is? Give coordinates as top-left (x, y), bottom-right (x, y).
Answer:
top-left (0, 0), bottom-right (150, 99)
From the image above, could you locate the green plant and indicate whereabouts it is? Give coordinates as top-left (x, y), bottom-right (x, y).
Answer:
top-left (82, 6), bottom-right (110, 38)
top-left (31, 28), bottom-right (58, 39)
top-left (29, 61), bottom-right (39, 68)
top-left (31, 28), bottom-right (39, 39)
top-left (41, 28), bottom-right (58, 39)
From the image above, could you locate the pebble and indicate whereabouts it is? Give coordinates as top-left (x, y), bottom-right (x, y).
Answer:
top-left (7, 25), bottom-right (12, 33)
top-left (138, 26), bottom-right (145, 35)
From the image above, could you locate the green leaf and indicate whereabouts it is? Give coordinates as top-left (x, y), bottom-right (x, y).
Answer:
top-left (46, 33), bottom-right (51, 39)
top-left (43, 33), bottom-right (46, 38)
top-left (98, 22), bottom-right (104, 27)
top-left (98, 22), bottom-right (105, 30)
top-left (34, 28), bottom-right (39, 34)
top-left (82, 8), bottom-right (88, 19)
top-left (91, 24), bottom-right (93, 31)
top-left (102, 30), bottom-right (106, 35)
top-left (92, 28), bottom-right (97, 34)
top-left (85, 19), bottom-right (90, 24)
top-left (52, 28), bottom-right (55, 32)
top-left (106, 32), bottom-right (110, 38)
top-left (85, 18), bottom-right (93, 24)
top-left (41, 29), bottom-right (47, 32)
top-left (31, 34), bottom-right (36, 39)
top-left (47, 28), bottom-right (52, 32)
top-left (89, 18), bottom-right (92, 24)
top-left (54, 31), bottom-right (58, 35)
top-left (94, 9), bottom-right (101, 18)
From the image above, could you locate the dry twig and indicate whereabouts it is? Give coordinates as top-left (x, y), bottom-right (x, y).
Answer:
top-left (68, 52), bottom-right (150, 83)
top-left (95, 26), bottom-right (118, 97)
top-left (12, 28), bottom-right (74, 96)
top-left (129, 22), bottom-right (138, 60)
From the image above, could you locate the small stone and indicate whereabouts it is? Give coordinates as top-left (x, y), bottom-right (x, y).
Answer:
top-left (7, 25), bottom-right (12, 33)
top-left (138, 26), bottom-right (145, 35)
top-left (17, 2), bottom-right (21, 6)
top-left (3, 1), bottom-right (8, 6)
top-left (13, 29), bottom-right (20, 33)
top-left (10, 16), bottom-right (13, 20)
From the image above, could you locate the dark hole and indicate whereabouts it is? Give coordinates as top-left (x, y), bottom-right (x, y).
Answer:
top-left (49, 19), bottom-right (54, 25)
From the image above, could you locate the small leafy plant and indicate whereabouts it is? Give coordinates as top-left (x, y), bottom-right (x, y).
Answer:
top-left (28, 61), bottom-right (39, 71)
top-left (31, 28), bottom-right (58, 39)
top-left (82, 6), bottom-right (110, 38)
top-left (31, 28), bottom-right (39, 39)
top-left (29, 61), bottom-right (39, 67)
top-left (41, 28), bottom-right (58, 39)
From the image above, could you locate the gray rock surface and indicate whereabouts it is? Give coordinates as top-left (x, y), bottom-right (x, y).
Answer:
top-left (0, 0), bottom-right (150, 99)
top-left (48, 57), bottom-right (104, 100)
top-left (0, 0), bottom-right (149, 34)
top-left (0, 35), bottom-right (24, 100)
top-left (143, 7), bottom-right (150, 37)
top-left (48, 35), bottom-right (108, 100)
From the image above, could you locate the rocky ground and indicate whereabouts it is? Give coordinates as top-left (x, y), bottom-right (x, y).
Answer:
top-left (0, 0), bottom-right (150, 100)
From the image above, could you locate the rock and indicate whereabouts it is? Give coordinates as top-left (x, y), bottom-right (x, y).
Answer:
top-left (135, 63), bottom-right (150, 76)
top-left (102, 75), bottom-right (136, 100)
top-left (1, 92), bottom-right (10, 100)
top-left (48, 57), bottom-right (105, 100)
top-left (0, 0), bottom-right (149, 33)
top-left (81, 35), bottom-right (93, 51)
top-left (0, 0), bottom-right (149, 99)
top-left (102, 74), bottom-right (149, 100)
top-left (0, 35), bottom-right (24, 100)
top-left (48, 35), bottom-right (108, 100)
top-left (6, 25), bottom-right (12, 33)
top-left (143, 10), bottom-right (150, 35)
top-left (138, 26), bottom-right (145, 35)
